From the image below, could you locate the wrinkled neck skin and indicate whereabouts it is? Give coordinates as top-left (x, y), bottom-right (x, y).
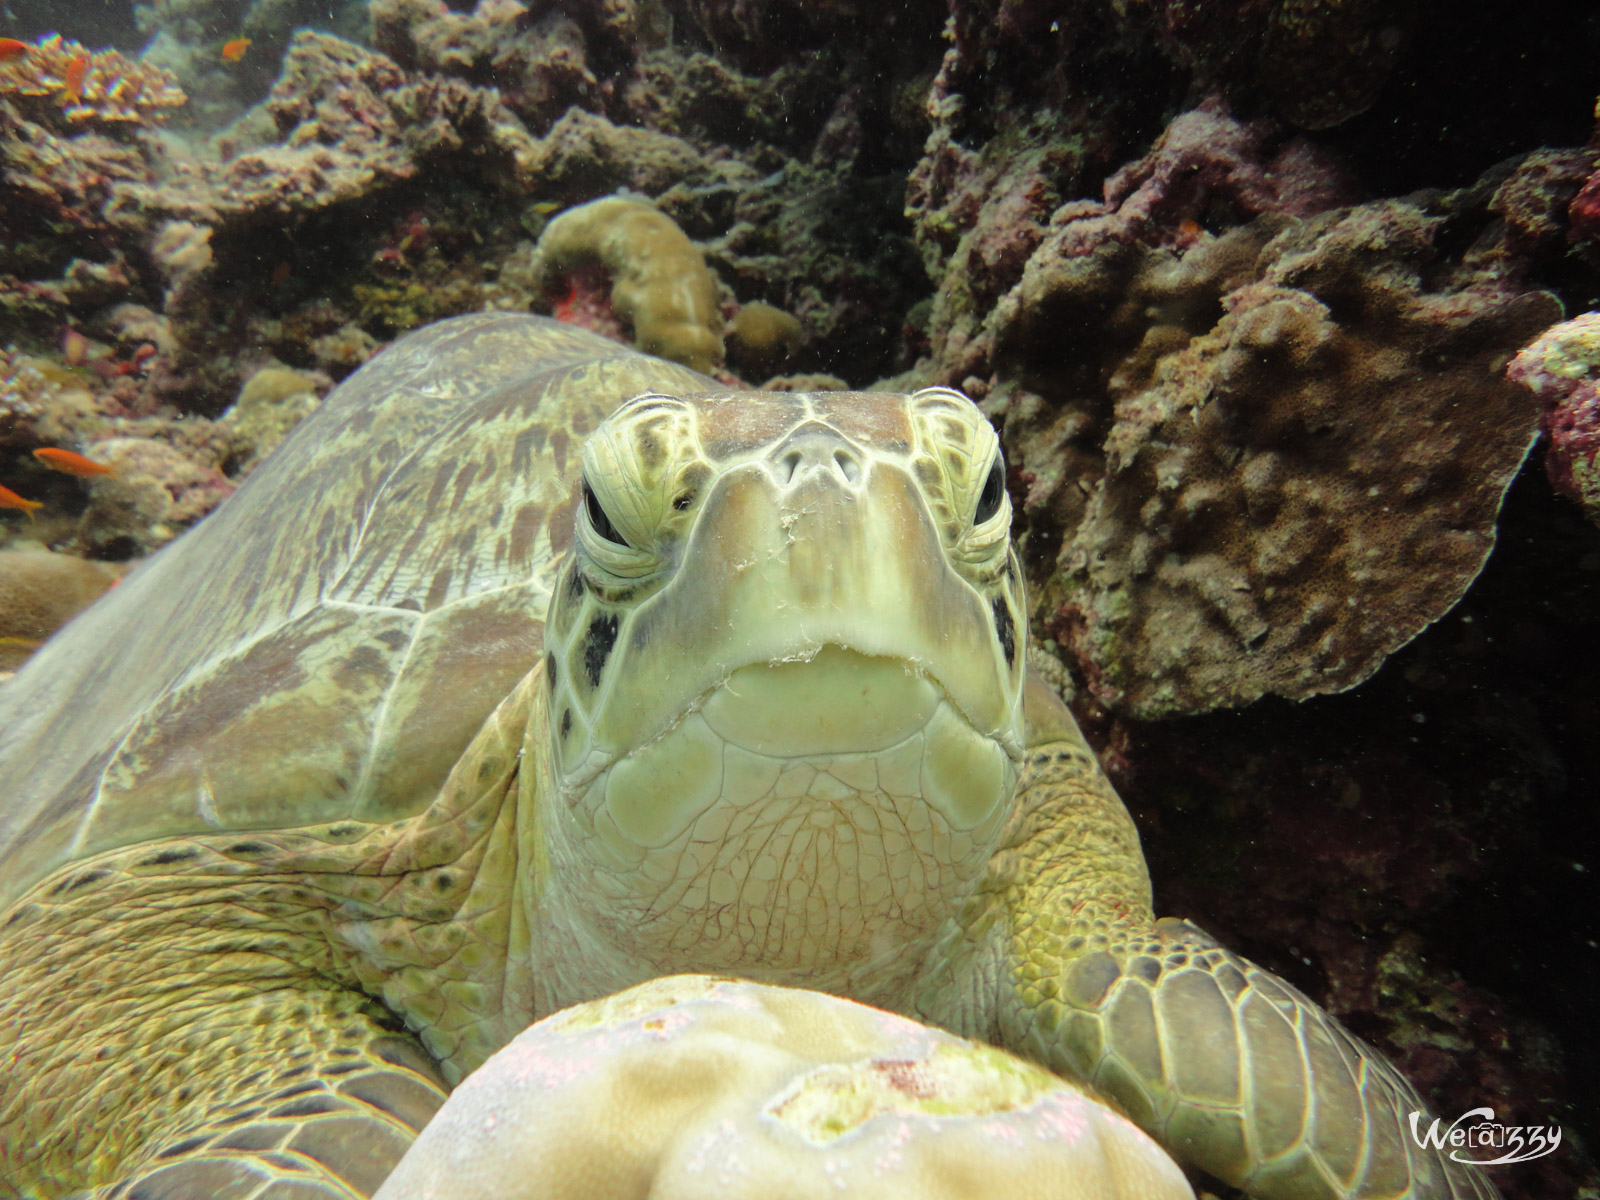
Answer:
top-left (518, 681), bottom-right (1017, 1017)
top-left (513, 652), bottom-right (1020, 1020)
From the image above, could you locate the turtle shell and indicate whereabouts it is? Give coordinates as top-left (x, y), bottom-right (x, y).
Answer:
top-left (0, 314), bottom-right (711, 912)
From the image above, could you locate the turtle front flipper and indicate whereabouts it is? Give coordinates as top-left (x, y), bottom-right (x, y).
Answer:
top-left (0, 872), bottom-right (449, 1198)
top-left (926, 677), bottom-right (1496, 1200)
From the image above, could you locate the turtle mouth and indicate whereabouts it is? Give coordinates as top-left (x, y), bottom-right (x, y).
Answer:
top-left (698, 645), bottom-right (943, 759)
top-left (568, 644), bottom-right (1017, 853)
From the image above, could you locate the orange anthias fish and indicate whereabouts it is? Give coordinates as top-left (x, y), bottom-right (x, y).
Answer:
top-left (62, 53), bottom-right (88, 99)
top-left (33, 447), bottom-right (113, 478)
top-left (221, 38), bottom-right (251, 63)
top-left (0, 37), bottom-right (31, 61)
top-left (0, 484), bottom-right (43, 519)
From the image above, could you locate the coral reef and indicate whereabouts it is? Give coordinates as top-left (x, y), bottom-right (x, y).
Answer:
top-left (218, 363), bottom-right (325, 474)
top-left (74, 435), bottom-right (234, 555)
top-left (910, 99), bottom-right (1563, 719)
top-left (1509, 312), bottom-right (1600, 529)
top-left (0, 547), bottom-right (120, 673)
top-left (529, 196), bottom-right (725, 372)
top-left (381, 975), bottom-right (1191, 1200)
top-left (1004, 191), bottom-right (1559, 718)
top-left (0, 34), bottom-right (185, 129)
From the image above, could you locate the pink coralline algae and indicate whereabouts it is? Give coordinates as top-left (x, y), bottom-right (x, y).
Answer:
top-left (1508, 312), bottom-right (1600, 530)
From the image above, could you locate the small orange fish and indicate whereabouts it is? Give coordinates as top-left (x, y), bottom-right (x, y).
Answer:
top-left (0, 37), bottom-right (30, 61)
top-left (62, 327), bottom-right (88, 367)
top-left (1177, 218), bottom-right (1203, 239)
top-left (33, 447), bottom-right (113, 478)
top-left (221, 38), bottom-right (251, 63)
top-left (62, 53), bottom-right (88, 99)
top-left (0, 484), bottom-right (43, 519)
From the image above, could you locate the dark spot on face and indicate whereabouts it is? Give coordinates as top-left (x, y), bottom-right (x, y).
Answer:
top-left (545, 652), bottom-right (557, 692)
top-left (435, 873), bottom-right (454, 892)
top-left (673, 491), bottom-right (694, 511)
top-left (584, 612), bottom-right (619, 686)
top-left (991, 594), bottom-right (1016, 668)
top-left (140, 846), bottom-right (199, 867)
top-left (227, 842), bottom-right (268, 855)
top-left (327, 823), bottom-right (362, 840)
top-left (560, 708), bottom-right (572, 739)
top-left (565, 565), bottom-right (585, 605)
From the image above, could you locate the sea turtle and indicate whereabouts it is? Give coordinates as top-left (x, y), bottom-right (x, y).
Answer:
top-left (0, 313), bottom-right (1490, 1199)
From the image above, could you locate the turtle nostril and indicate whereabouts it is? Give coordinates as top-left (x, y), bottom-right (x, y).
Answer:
top-left (770, 423), bottom-right (866, 488)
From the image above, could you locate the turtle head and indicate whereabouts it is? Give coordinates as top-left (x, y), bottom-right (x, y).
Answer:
top-left (538, 387), bottom-right (1026, 993)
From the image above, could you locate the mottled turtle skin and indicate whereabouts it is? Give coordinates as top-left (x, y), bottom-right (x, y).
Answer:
top-left (0, 315), bottom-right (1491, 1199)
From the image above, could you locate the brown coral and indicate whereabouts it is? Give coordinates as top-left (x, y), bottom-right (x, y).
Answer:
top-left (0, 34), bottom-right (185, 130)
top-left (1001, 198), bottom-right (1560, 718)
top-left (0, 549), bottom-right (121, 672)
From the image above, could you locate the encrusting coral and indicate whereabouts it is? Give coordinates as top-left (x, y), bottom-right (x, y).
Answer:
top-left (530, 196), bottom-right (725, 373)
top-left (376, 975), bottom-right (1193, 1200)
top-left (1002, 193), bottom-right (1560, 718)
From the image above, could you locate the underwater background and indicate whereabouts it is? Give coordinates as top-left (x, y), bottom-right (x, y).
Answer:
top-left (0, 1), bottom-right (1595, 1196)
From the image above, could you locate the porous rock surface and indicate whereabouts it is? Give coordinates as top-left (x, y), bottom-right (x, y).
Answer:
top-left (376, 975), bottom-right (1192, 1200)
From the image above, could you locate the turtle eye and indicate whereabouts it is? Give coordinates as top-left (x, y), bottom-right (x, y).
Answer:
top-left (974, 455), bottom-right (1006, 526)
top-left (583, 478), bottom-right (630, 547)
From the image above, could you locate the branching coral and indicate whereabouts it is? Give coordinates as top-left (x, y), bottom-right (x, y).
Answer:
top-left (0, 35), bottom-right (185, 130)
